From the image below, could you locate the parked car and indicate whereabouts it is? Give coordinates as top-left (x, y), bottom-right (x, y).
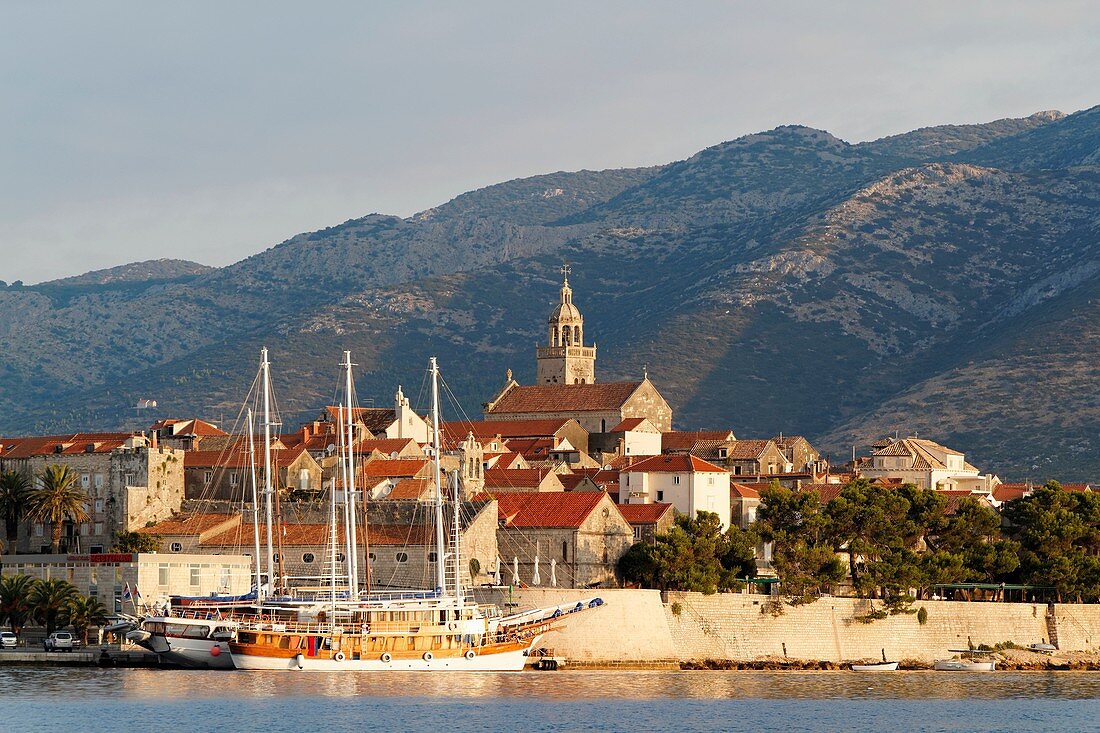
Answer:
top-left (0, 632), bottom-right (17, 649)
top-left (44, 631), bottom-right (75, 652)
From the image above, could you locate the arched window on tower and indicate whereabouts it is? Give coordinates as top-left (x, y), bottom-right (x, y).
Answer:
top-left (564, 326), bottom-right (572, 345)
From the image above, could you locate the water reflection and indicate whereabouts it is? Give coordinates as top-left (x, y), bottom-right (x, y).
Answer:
top-left (4, 668), bottom-right (1100, 701)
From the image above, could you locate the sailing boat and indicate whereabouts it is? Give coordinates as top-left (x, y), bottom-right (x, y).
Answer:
top-left (227, 356), bottom-right (605, 671)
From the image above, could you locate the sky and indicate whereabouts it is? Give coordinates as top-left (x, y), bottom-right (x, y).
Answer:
top-left (1, 1), bottom-right (1097, 284)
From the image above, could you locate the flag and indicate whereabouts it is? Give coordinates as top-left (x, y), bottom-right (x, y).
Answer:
top-left (133, 585), bottom-right (142, 602)
top-left (121, 583), bottom-right (132, 601)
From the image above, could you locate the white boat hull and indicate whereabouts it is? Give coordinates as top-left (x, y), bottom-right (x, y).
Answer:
top-left (851, 662), bottom-right (899, 671)
top-left (933, 659), bottom-right (996, 671)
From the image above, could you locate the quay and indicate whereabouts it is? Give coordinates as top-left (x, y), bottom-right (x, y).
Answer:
top-left (0, 649), bottom-right (164, 668)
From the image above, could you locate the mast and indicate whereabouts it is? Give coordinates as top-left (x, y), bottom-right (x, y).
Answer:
top-left (328, 447), bottom-right (338, 619)
top-left (429, 357), bottom-right (446, 597)
top-left (450, 471), bottom-right (464, 604)
top-left (342, 351), bottom-right (360, 599)
top-left (261, 347), bottom-right (276, 595)
top-left (337, 396), bottom-right (353, 600)
top-left (246, 408), bottom-right (263, 601)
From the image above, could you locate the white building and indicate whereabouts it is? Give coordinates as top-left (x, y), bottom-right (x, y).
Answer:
top-left (620, 454), bottom-right (731, 529)
top-left (861, 437), bottom-right (999, 493)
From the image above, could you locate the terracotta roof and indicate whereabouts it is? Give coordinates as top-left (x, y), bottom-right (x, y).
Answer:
top-left (199, 523), bottom-right (434, 548)
top-left (359, 458), bottom-right (430, 479)
top-left (442, 419), bottom-right (579, 442)
top-left (991, 484), bottom-right (1029, 503)
top-left (730, 482), bottom-right (765, 499)
top-left (183, 446), bottom-right (308, 469)
top-left (483, 468), bottom-right (557, 489)
top-left (324, 406), bottom-right (397, 434)
top-left (624, 454), bottom-right (728, 474)
top-left (0, 433), bottom-right (137, 459)
top-left (617, 503), bottom-right (674, 524)
top-left (153, 419), bottom-right (227, 437)
top-left (609, 418), bottom-right (654, 433)
top-left (723, 440), bottom-right (776, 460)
top-left (796, 483), bottom-right (844, 503)
top-left (493, 492), bottom-right (613, 528)
top-left (487, 382), bottom-right (642, 414)
top-left (384, 478), bottom-right (434, 501)
top-left (354, 438), bottom-right (422, 457)
top-left (662, 431), bottom-right (736, 452)
top-left (136, 513), bottom-right (239, 536)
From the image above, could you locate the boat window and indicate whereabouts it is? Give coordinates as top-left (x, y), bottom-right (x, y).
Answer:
top-left (302, 553), bottom-right (315, 563)
top-left (181, 625), bottom-right (211, 640)
top-left (395, 552), bottom-right (408, 563)
top-left (145, 622), bottom-right (166, 634)
top-left (428, 552), bottom-right (437, 563)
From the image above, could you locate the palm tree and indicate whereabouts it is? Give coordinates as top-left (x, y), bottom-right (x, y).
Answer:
top-left (0, 471), bottom-right (31, 554)
top-left (67, 595), bottom-right (109, 645)
top-left (27, 465), bottom-right (89, 553)
top-left (29, 578), bottom-right (78, 635)
top-left (0, 574), bottom-right (37, 634)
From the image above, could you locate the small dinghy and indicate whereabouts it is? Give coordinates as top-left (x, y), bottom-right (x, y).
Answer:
top-left (851, 661), bottom-right (899, 671)
top-left (933, 659), bottom-right (996, 671)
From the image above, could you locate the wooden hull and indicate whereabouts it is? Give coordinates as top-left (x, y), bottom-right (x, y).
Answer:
top-left (230, 635), bottom-right (540, 671)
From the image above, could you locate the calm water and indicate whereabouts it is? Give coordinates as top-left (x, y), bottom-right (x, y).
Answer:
top-left (2, 668), bottom-right (1099, 733)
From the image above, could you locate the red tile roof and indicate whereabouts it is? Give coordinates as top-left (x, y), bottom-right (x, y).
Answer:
top-left (661, 430), bottom-right (736, 452)
top-left (483, 468), bottom-right (558, 489)
top-left (359, 458), bottom-right (430, 478)
top-left (617, 503), bottom-right (674, 524)
top-left (493, 492), bottom-right (612, 528)
top-left (609, 418), bottom-right (653, 433)
top-left (0, 433), bottom-right (137, 458)
top-left (354, 438), bottom-right (422, 457)
top-left (136, 513), bottom-right (240, 536)
top-left (325, 406), bottom-right (397, 434)
top-left (796, 483), bottom-right (844, 503)
top-left (183, 446), bottom-right (309, 469)
top-left (153, 419), bottom-right (227, 437)
top-left (624, 454), bottom-right (728, 474)
top-left (442, 419), bottom-right (578, 442)
top-left (487, 382), bottom-right (642, 414)
top-left (384, 478), bottom-right (434, 501)
top-left (730, 482), bottom-right (764, 499)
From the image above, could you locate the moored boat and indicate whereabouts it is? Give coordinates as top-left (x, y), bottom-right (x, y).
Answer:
top-left (125, 613), bottom-right (237, 669)
top-left (933, 659), bottom-right (996, 671)
top-left (851, 661), bottom-right (899, 671)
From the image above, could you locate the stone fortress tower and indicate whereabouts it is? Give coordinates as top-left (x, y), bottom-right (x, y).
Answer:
top-left (536, 264), bottom-right (596, 385)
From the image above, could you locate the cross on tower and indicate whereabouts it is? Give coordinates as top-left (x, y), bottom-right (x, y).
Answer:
top-left (560, 261), bottom-right (571, 283)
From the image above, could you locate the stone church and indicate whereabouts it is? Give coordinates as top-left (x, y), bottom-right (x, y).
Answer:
top-left (483, 268), bottom-right (673, 434)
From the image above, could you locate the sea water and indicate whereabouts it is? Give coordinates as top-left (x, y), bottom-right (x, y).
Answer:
top-left (2, 668), bottom-right (1098, 733)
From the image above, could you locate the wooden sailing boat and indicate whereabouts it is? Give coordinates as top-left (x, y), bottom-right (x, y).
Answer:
top-left (227, 356), bottom-right (605, 671)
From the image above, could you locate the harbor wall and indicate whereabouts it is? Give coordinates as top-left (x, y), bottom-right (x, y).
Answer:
top-left (503, 589), bottom-right (1100, 664)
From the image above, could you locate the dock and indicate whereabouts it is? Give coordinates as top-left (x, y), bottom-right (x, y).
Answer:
top-left (0, 648), bottom-right (166, 668)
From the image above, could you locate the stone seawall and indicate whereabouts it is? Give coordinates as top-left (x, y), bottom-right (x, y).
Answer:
top-left (495, 589), bottom-right (1100, 664)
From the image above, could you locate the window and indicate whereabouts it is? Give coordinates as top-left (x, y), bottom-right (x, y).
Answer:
top-left (158, 565), bottom-right (169, 586)
top-left (90, 545), bottom-right (102, 554)
top-left (93, 522), bottom-right (103, 535)
top-left (81, 474), bottom-right (90, 489)
top-left (562, 541), bottom-right (568, 561)
top-left (718, 447), bottom-right (728, 459)
top-left (428, 552), bottom-right (437, 563)
top-left (203, 471), bottom-right (213, 486)
top-left (124, 473), bottom-right (137, 487)
top-left (656, 491), bottom-right (664, 501)
top-left (299, 469), bottom-right (311, 491)
top-left (80, 524), bottom-right (89, 536)
top-left (229, 472), bottom-right (239, 487)
top-left (95, 499), bottom-right (104, 513)
top-left (395, 552), bottom-right (408, 563)
top-left (673, 476), bottom-right (680, 485)
top-left (302, 553), bottom-right (315, 564)
top-left (734, 466), bottom-right (742, 476)
top-left (189, 567), bottom-right (200, 587)
top-left (170, 542), bottom-right (183, 552)
top-left (624, 474), bottom-right (630, 486)
top-left (633, 526), bottom-right (641, 540)
top-left (368, 553), bottom-right (376, 562)
top-left (94, 474), bottom-right (105, 489)
top-left (34, 523), bottom-right (44, 537)
top-left (707, 475), bottom-right (714, 486)
top-left (336, 552), bottom-right (345, 562)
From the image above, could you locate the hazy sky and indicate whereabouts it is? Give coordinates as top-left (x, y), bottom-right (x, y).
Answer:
top-left (1, 1), bottom-right (1097, 283)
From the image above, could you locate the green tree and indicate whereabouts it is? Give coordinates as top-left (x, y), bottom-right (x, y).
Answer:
top-left (0, 574), bottom-right (37, 634)
top-left (27, 465), bottom-right (90, 554)
top-left (756, 484), bottom-right (843, 605)
top-left (935, 497), bottom-right (1020, 584)
top-left (0, 471), bottom-right (32, 554)
top-left (618, 512), bottom-right (754, 594)
top-left (1003, 481), bottom-right (1100, 602)
top-left (825, 479), bottom-right (914, 596)
top-left (112, 531), bottom-right (161, 553)
top-left (67, 595), bottom-right (109, 645)
top-left (29, 578), bottom-right (79, 634)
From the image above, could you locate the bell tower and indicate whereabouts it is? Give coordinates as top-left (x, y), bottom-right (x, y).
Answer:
top-left (536, 264), bottom-right (596, 384)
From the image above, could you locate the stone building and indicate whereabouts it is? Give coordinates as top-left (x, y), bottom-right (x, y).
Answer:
top-left (620, 454), bottom-right (732, 529)
top-left (0, 552), bottom-right (252, 612)
top-left (771, 435), bottom-right (824, 473)
top-left (617, 503), bottom-right (676, 545)
top-left (183, 445), bottom-right (322, 501)
top-left (536, 266), bottom-right (596, 385)
top-left (860, 437), bottom-right (999, 492)
top-left (484, 270), bottom-right (673, 435)
top-left (150, 419), bottom-right (228, 451)
top-left (494, 491), bottom-right (633, 588)
top-left (0, 434), bottom-right (185, 554)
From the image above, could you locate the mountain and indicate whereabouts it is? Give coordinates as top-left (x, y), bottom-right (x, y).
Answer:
top-left (1, 106), bottom-right (1098, 481)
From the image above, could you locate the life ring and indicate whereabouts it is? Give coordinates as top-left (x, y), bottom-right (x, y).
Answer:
top-left (448, 622), bottom-right (458, 631)
top-left (423, 651), bottom-right (433, 661)
top-left (334, 651), bottom-right (346, 662)
top-left (380, 652), bottom-right (392, 663)
top-left (464, 650), bottom-right (475, 660)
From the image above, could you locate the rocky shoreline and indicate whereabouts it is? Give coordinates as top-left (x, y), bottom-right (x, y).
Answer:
top-left (680, 649), bottom-right (1100, 671)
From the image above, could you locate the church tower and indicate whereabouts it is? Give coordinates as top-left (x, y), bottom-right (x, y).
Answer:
top-left (536, 265), bottom-right (596, 384)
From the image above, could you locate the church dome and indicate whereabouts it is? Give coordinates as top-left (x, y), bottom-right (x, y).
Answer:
top-left (549, 300), bottom-right (582, 323)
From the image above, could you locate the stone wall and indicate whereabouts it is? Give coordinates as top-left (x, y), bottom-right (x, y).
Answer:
top-left (499, 589), bottom-right (1100, 664)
